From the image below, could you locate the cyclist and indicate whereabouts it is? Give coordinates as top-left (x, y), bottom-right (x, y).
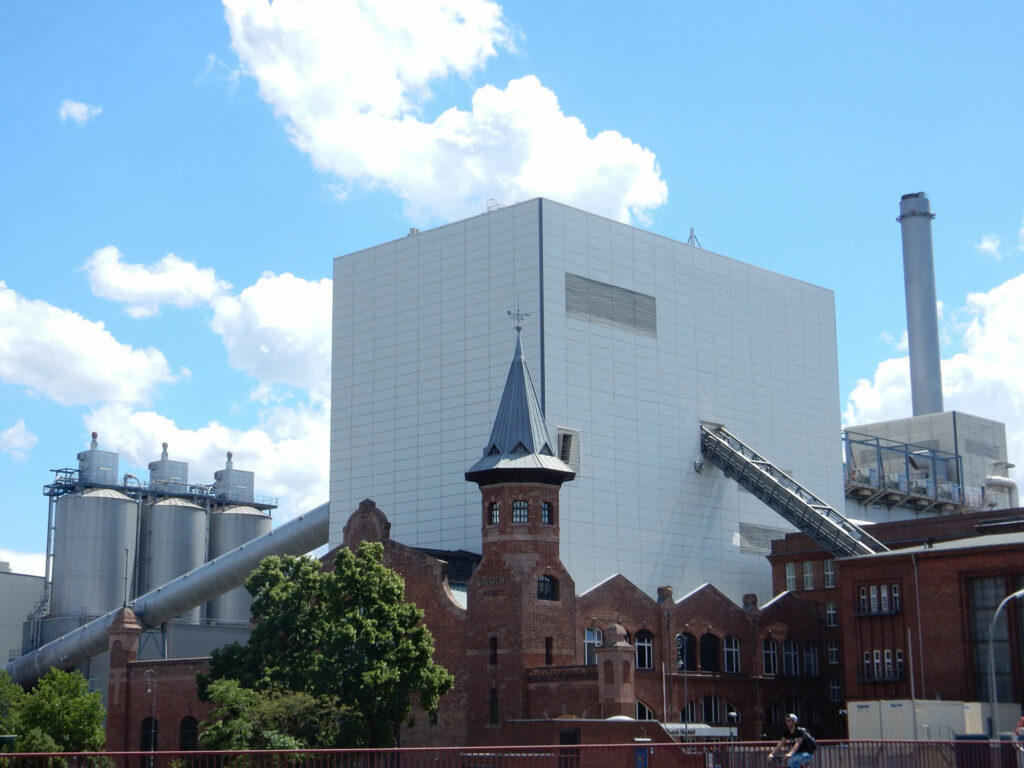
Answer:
top-left (768, 714), bottom-right (815, 767)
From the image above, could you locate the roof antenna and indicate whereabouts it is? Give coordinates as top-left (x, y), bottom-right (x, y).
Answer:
top-left (687, 227), bottom-right (702, 249)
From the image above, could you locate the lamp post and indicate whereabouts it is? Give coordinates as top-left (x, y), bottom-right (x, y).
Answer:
top-left (988, 586), bottom-right (1024, 736)
top-left (144, 668), bottom-right (156, 762)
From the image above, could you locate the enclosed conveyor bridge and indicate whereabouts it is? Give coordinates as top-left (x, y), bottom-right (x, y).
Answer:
top-left (700, 424), bottom-right (888, 558)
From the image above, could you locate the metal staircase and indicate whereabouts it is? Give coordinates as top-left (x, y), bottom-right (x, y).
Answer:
top-left (700, 424), bottom-right (889, 558)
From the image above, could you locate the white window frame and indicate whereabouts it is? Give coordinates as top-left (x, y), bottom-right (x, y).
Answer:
top-left (880, 584), bottom-right (890, 613)
top-left (869, 585), bottom-right (879, 613)
top-left (635, 630), bottom-right (654, 670)
top-left (512, 499), bottom-right (529, 523)
top-left (803, 561), bottom-right (814, 590)
top-left (824, 559), bottom-right (836, 589)
top-left (762, 639), bottom-right (778, 676)
top-left (782, 640), bottom-right (799, 676)
top-left (826, 602), bottom-right (838, 627)
top-left (827, 640), bottom-right (840, 665)
top-left (723, 636), bottom-right (741, 673)
top-left (785, 563), bottom-right (797, 592)
top-left (584, 627), bottom-right (602, 666)
top-left (829, 679), bottom-right (841, 702)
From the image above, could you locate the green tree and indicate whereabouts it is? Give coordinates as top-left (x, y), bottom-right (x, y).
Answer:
top-left (199, 542), bottom-right (453, 748)
top-left (0, 671), bottom-right (25, 749)
top-left (14, 669), bottom-right (104, 752)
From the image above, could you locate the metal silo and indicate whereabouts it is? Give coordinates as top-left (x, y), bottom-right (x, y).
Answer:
top-left (50, 487), bottom-right (138, 618)
top-left (206, 505), bottom-right (272, 623)
top-left (140, 498), bottom-right (207, 623)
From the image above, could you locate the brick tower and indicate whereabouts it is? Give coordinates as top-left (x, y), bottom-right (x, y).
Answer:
top-left (464, 321), bottom-right (578, 742)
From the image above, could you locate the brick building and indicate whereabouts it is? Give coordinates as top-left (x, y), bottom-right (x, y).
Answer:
top-left (768, 512), bottom-right (1024, 717)
top-left (335, 328), bottom-right (835, 745)
top-left (105, 328), bottom-right (836, 749)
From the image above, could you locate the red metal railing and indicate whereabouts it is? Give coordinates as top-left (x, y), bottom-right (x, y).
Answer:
top-left (0, 740), bottom-right (1020, 768)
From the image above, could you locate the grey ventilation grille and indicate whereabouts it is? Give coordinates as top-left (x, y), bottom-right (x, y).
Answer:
top-left (565, 273), bottom-right (656, 337)
top-left (736, 522), bottom-right (789, 555)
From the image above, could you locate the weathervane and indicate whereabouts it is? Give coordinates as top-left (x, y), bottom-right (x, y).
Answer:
top-left (507, 303), bottom-right (529, 332)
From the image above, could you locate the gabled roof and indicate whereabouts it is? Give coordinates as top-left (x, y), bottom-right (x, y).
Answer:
top-left (465, 327), bottom-right (575, 486)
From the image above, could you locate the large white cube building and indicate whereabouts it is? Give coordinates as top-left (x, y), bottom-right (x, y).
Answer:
top-left (330, 199), bottom-right (843, 600)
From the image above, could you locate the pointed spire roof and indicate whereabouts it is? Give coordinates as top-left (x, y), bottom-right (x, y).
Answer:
top-left (466, 327), bottom-right (575, 486)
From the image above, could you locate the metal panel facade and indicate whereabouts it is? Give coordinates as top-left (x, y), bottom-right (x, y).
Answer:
top-left (330, 199), bottom-right (842, 601)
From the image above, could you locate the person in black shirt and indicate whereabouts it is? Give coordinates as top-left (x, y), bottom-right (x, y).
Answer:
top-left (768, 713), bottom-right (814, 767)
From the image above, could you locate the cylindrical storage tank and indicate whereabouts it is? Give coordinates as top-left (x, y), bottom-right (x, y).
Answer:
top-left (140, 498), bottom-right (207, 623)
top-left (206, 506), bottom-right (272, 624)
top-left (50, 488), bottom-right (138, 618)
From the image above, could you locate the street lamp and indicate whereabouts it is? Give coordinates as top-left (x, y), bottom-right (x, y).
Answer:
top-left (144, 668), bottom-right (157, 760)
top-left (988, 586), bottom-right (1024, 736)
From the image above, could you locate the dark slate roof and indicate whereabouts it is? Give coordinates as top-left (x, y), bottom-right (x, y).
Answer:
top-left (465, 329), bottom-right (575, 486)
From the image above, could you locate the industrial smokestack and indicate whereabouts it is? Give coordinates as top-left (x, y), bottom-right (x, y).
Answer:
top-left (898, 192), bottom-right (944, 416)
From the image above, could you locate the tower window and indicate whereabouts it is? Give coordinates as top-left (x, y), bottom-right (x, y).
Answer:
top-left (542, 501), bottom-right (553, 525)
top-left (489, 637), bottom-right (498, 665)
top-left (512, 499), bottom-right (529, 523)
top-left (537, 575), bottom-right (558, 601)
top-left (488, 501), bottom-right (500, 525)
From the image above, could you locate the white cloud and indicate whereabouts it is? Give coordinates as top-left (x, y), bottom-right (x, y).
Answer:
top-left (210, 272), bottom-right (332, 397)
top-left (0, 549), bottom-right (45, 577)
top-left (1, 419), bottom-right (38, 460)
top-left (879, 329), bottom-right (908, 352)
top-left (0, 281), bottom-right (176, 406)
top-left (223, 0), bottom-right (667, 224)
top-left (975, 235), bottom-right (1002, 260)
top-left (844, 274), bottom-right (1024, 479)
top-left (85, 246), bottom-right (232, 317)
top-left (87, 400), bottom-right (329, 524)
top-left (59, 99), bottom-right (102, 125)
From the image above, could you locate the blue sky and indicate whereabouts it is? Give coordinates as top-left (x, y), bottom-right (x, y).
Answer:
top-left (3, 1), bottom-right (1024, 574)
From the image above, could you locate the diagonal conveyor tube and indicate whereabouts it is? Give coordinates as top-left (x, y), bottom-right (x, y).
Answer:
top-left (4, 502), bottom-right (329, 687)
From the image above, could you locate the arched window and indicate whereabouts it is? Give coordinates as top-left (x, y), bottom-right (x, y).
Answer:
top-left (635, 630), bottom-right (654, 669)
top-left (512, 499), bottom-right (529, 523)
top-left (141, 717), bottom-right (158, 751)
top-left (541, 501), bottom-right (554, 525)
top-left (699, 633), bottom-right (720, 672)
top-left (536, 575), bottom-right (558, 601)
top-left (488, 501), bottom-right (500, 525)
top-left (676, 632), bottom-right (696, 671)
top-left (762, 638), bottom-right (778, 676)
top-left (702, 695), bottom-right (720, 724)
top-left (636, 700), bottom-right (656, 720)
top-left (723, 636), bottom-right (741, 673)
top-left (782, 639), bottom-right (799, 675)
top-left (803, 642), bottom-right (820, 677)
top-left (179, 716), bottom-right (198, 750)
top-left (584, 627), bottom-right (603, 665)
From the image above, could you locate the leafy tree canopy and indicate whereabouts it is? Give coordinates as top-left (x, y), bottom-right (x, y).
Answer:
top-left (13, 669), bottom-right (104, 752)
top-left (199, 542), bottom-right (453, 748)
top-left (0, 671), bottom-right (25, 745)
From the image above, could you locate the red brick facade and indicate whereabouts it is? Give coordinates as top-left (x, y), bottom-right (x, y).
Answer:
top-left (105, 607), bottom-right (214, 751)
top-left (768, 510), bottom-right (1024, 710)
